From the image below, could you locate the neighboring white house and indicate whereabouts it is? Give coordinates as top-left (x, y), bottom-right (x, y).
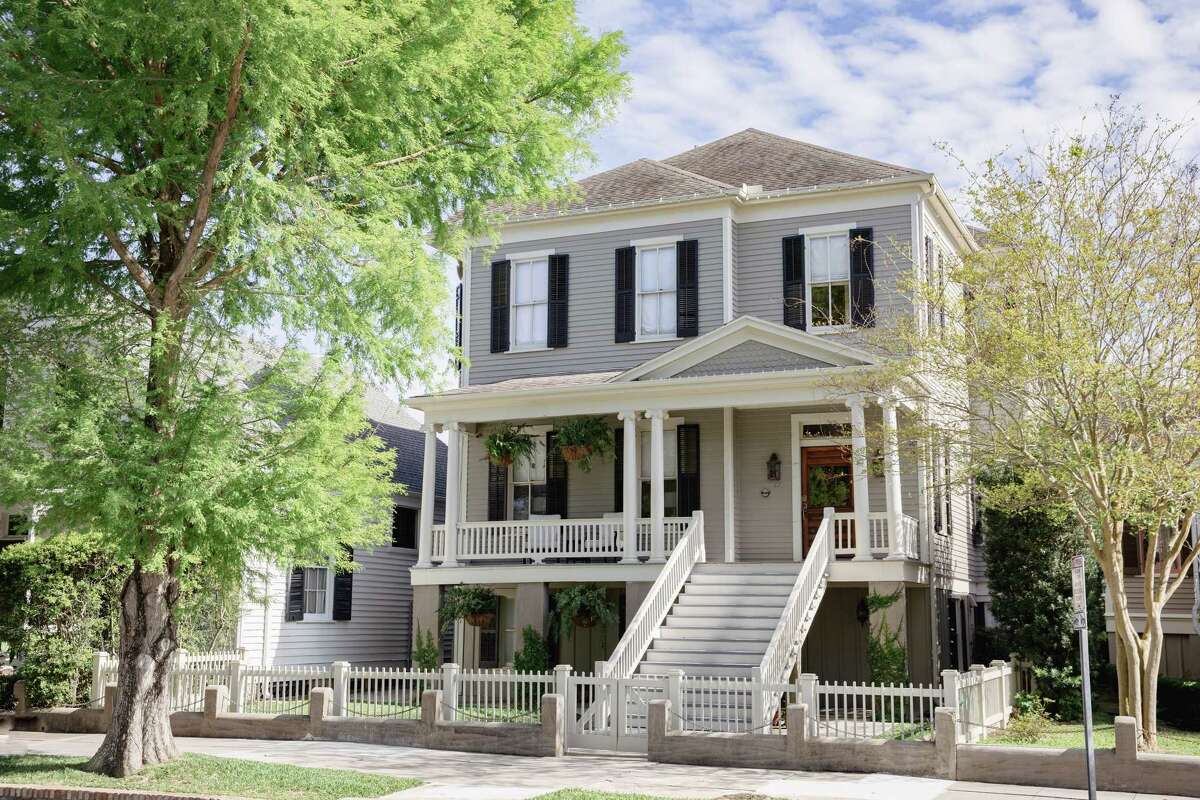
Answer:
top-left (235, 389), bottom-right (447, 667)
top-left (406, 129), bottom-right (989, 682)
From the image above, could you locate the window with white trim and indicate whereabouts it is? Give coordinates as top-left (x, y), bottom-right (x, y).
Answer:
top-left (511, 436), bottom-right (548, 519)
top-left (638, 429), bottom-right (678, 517)
top-left (303, 566), bottom-right (331, 619)
top-left (510, 256), bottom-right (548, 350)
top-left (637, 245), bottom-right (676, 338)
top-left (807, 232), bottom-right (850, 328)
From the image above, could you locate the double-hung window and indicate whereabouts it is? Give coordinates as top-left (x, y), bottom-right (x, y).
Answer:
top-left (638, 428), bottom-right (678, 517)
top-left (807, 232), bottom-right (851, 329)
top-left (510, 256), bottom-right (548, 350)
top-left (511, 436), bottom-right (548, 519)
top-left (303, 566), bottom-right (332, 620)
top-left (637, 245), bottom-right (677, 339)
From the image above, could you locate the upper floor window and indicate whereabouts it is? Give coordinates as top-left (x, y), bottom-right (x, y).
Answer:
top-left (807, 232), bottom-right (850, 329)
top-left (512, 436), bottom-right (548, 519)
top-left (637, 245), bottom-right (677, 339)
top-left (511, 256), bottom-right (548, 350)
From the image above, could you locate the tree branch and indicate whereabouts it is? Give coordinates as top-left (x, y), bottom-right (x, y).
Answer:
top-left (104, 230), bottom-right (159, 306)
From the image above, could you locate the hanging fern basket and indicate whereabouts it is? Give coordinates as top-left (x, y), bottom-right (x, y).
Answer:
top-left (572, 611), bottom-right (598, 628)
top-left (560, 444), bottom-right (593, 463)
top-left (466, 610), bottom-right (496, 627)
top-left (491, 453), bottom-right (515, 466)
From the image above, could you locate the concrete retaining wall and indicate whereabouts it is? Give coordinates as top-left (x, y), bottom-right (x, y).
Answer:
top-left (7, 683), bottom-right (563, 759)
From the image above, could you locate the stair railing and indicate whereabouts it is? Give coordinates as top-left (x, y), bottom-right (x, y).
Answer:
top-left (602, 510), bottom-right (705, 679)
top-left (753, 506), bottom-right (834, 725)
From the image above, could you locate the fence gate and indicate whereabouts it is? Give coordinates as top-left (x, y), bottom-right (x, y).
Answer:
top-left (565, 674), bottom-right (668, 753)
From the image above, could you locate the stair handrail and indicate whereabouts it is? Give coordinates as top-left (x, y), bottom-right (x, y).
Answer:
top-left (603, 510), bottom-right (705, 679)
top-left (756, 507), bottom-right (833, 711)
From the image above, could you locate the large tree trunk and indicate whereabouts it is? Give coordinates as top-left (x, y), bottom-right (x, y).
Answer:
top-left (86, 563), bottom-right (180, 777)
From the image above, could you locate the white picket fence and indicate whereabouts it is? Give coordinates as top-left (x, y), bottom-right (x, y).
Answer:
top-left (811, 680), bottom-right (943, 740)
top-left (943, 660), bottom-right (1018, 743)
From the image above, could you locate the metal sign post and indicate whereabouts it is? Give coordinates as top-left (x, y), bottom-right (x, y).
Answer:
top-left (1071, 554), bottom-right (1097, 800)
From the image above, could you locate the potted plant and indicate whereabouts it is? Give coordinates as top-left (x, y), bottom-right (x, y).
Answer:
top-left (439, 584), bottom-right (498, 629)
top-left (553, 416), bottom-right (614, 472)
top-left (551, 583), bottom-right (618, 638)
top-left (483, 424), bottom-right (535, 467)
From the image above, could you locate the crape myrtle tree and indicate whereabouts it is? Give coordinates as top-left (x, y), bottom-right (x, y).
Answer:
top-left (0, 0), bottom-right (626, 775)
top-left (870, 107), bottom-right (1200, 748)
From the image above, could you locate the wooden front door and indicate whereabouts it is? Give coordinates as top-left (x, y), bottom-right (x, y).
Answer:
top-left (800, 446), bottom-right (855, 556)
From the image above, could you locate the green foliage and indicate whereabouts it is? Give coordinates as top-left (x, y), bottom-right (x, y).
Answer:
top-left (512, 625), bottom-right (550, 673)
top-left (438, 585), bottom-right (497, 630)
top-left (1007, 693), bottom-right (1053, 743)
top-left (864, 590), bottom-right (908, 685)
top-left (807, 466), bottom-right (850, 508)
top-left (411, 625), bottom-right (439, 671)
top-left (551, 584), bottom-right (618, 640)
top-left (554, 417), bottom-right (615, 472)
top-left (1158, 677), bottom-right (1200, 731)
top-left (0, 535), bottom-right (123, 707)
top-left (483, 424), bottom-right (537, 467)
top-left (1033, 665), bottom-right (1084, 722)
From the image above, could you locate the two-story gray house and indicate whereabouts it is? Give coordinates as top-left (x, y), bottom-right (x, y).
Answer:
top-left (409, 129), bottom-right (984, 685)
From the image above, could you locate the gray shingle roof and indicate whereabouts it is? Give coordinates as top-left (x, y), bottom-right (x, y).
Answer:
top-left (372, 419), bottom-right (445, 499)
top-left (499, 129), bottom-right (926, 221)
top-left (661, 128), bottom-right (925, 191)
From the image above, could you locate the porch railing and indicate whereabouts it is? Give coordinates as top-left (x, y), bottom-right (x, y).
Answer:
top-left (602, 511), bottom-right (705, 679)
top-left (830, 511), bottom-right (921, 560)
top-left (430, 516), bottom-right (692, 564)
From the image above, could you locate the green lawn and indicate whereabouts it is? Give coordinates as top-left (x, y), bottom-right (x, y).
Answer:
top-left (0, 754), bottom-right (420, 800)
top-left (982, 713), bottom-right (1200, 756)
top-left (531, 793), bottom-right (695, 800)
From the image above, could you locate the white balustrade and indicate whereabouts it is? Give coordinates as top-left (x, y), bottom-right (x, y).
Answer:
top-left (603, 512), bottom-right (705, 679)
top-left (830, 511), bottom-right (921, 560)
top-left (429, 517), bottom-right (691, 564)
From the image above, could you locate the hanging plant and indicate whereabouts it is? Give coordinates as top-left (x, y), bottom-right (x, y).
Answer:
top-left (439, 584), bottom-right (498, 629)
top-left (483, 424), bottom-right (535, 467)
top-left (552, 583), bottom-right (619, 638)
top-left (554, 416), bottom-right (614, 472)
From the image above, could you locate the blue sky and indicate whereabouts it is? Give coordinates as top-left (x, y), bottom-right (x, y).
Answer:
top-left (575, 0), bottom-right (1200, 193)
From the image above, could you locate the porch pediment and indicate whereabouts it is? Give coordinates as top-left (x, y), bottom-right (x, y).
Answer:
top-left (614, 316), bottom-right (877, 382)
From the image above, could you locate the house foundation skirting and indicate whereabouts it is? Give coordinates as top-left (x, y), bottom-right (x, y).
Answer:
top-left (647, 701), bottom-right (1200, 797)
top-left (7, 685), bottom-right (564, 759)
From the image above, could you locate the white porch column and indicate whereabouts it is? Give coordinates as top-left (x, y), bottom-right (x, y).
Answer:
top-left (879, 395), bottom-right (904, 560)
top-left (442, 421), bottom-right (463, 568)
top-left (846, 395), bottom-right (872, 561)
top-left (415, 422), bottom-right (439, 568)
top-left (619, 410), bottom-right (640, 564)
top-left (722, 406), bottom-right (736, 563)
top-left (646, 409), bottom-right (667, 564)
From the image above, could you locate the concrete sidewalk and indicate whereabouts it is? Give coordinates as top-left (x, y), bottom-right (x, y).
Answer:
top-left (0, 732), bottom-right (1186, 800)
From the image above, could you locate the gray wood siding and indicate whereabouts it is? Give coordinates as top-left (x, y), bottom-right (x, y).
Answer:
top-left (467, 219), bottom-right (724, 385)
top-left (238, 540), bottom-right (416, 667)
top-left (801, 587), bottom-right (869, 682)
top-left (735, 408), bottom-right (793, 561)
top-left (734, 205), bottom-right (913, 348)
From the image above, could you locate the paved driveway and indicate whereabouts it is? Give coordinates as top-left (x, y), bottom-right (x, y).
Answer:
top-left (0, 732), bottom-right (1185, 800)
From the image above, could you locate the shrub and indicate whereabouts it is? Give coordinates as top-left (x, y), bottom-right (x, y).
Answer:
top-left (411, 625), bottom-right (439, 670)
top-left (865, 590), bottom-right (909, 685)
top-left (1007, 692), bottom-right (1053, 743)
top-left (1033, 664), bottom-right (1083, 721)
top-left (1158, 677), bottom-right (1200, 731)
top-left (512, 625), bottom-right (550, 673)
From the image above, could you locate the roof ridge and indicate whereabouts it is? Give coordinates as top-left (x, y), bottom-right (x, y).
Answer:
top-left (739, 127), bottom-right (925, 176)
top-left (639, 157), bottom-right (737, 190)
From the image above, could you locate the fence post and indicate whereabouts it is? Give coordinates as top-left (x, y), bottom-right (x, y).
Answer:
top-left (667, 669), bottom-right (684, 732)
top-left (990, 659), bottom-right (1010, 726)
top-left (940, 669), bottom-right (960, 738)
top-left (228, 660), bottom-right (244, 714)
top-left (331, 661), bottom-right (350, 717)
top-left (969, 663), bottom-right (986, 739)
top-left (441, 662), bottom-right (459, 721)
top-left (797, 673), bottom-right (818, 737)
top-left (170, 648), bottom-right (187, 710)
top-left (553, 664), bottom-right (572, 698)
top-left (750, 666), bottom-right (764, 729)
top-left (91, 652), bottom-right (109, 709)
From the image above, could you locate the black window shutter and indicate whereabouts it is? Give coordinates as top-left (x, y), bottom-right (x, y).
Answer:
top-left (676, 239), bottom-right (699, 338)
top-left (490, 259), bottom-right (510, 353)
top-left (924, 237), bottom-right (935, 331)
top-left (392, 506), bottom-right (417, 549)
top-left (933, 443), bottom-right (943, 534)
top-left (548, 254), bottom-right (569, 348)
top-left (285, 567), bottom-right (305, 622)
top-left (454, 283), bottom-right (464, 372)
top-left (487, 460), bottom-right (508, 521)
top-left (613, 427), bottom-right (623, 513)
top-left (849, 227), bottom-right (875, 327)
top-left (944, 441), bottom-right (954, 536)
top-left (438, 585), bottom-right (454, 663)
top-left (546, 431), bottom-right (568, 517)
top-left (614, 246), bottom-right (636, 342)
top-left (332, 546), bottom-right (353, 621)
top-left (782, 235), bottom-right (806, 329)
top-left (478, 596), bottom-right (501, 668)
top-left (677, 424), bottom-right (701, 517)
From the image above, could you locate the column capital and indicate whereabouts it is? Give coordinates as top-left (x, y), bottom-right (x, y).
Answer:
top-left (617, 410), bottom-right (640, 423)
top-left (644, 409), bottom-right (668, 421)
top-left (844, 393), bottom-right (868, 412)
top-left (443, 421), bottom-right (463, 433)
top-left (877, 391), bottom-right (901, 411)
top-left (420, 422), bottom-right (438, 434)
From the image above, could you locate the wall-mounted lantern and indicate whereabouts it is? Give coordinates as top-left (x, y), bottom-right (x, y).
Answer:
top-left (767, 452), bottom-right (782, 482)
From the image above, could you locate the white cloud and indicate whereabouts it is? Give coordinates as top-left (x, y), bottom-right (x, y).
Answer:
top-left (579, 0), bottom-right (1200, 204)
